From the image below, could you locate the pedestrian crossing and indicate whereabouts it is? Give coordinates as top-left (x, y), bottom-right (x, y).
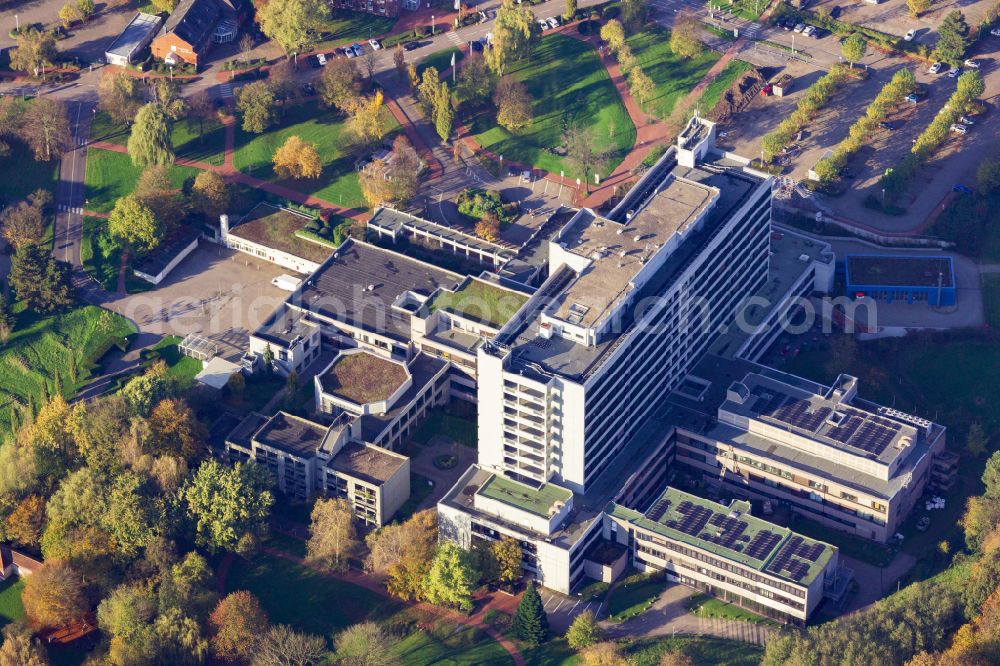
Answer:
top-left (218, 83), bottom-right (234, 99)
top-left (743, 22), bottom-right (762, 39)
top-left (445, 30), bottom-right (463, 46)
top-left (58, 205), bottom-right (84, 214)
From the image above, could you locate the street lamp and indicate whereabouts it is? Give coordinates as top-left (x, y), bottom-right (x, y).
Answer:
top-left (431, 15), bottom-right (435, 35)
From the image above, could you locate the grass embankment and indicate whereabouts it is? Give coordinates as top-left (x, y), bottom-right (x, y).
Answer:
top-left (626, 28), bottom-right (722, 120)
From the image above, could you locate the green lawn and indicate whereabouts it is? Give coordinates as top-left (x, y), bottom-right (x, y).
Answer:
top-left (697, 59), bottom-right (754, 115)
top-left (412, 408), bottom-right (477, 448)
top-left (80, 215), bottom-right (120, 291)
top-left (626, 28), bottom-right (722, 120)
top-left (521, 635), bottom-right (762, 666)
top-left (984, 274), bottom-right (1000, 329)
top-left (232, 101), bottom-right (398, 209)
top-left (470, 34), bottom-right (636, 179)
top-left (606, 573), bottom-right (664, 622)
top-left (227, 553), bottom-right (513, 665)
top-left (142, 335), bottom-right (204, 387)
top-left (90, 110), bottom-right (227, 166)
top-left (427, 279), bottom-right (529, 328)
top-left (0, 576), bottom-right (26, 627)
top-left (685, 593), bottom-right (776, 625)
top-left (316, 11), bottom-right (397, 48)
top-left (418, 47), bottom-right (464, 77)
top-left (0, 139), bottom-right (59, 207)
top-left (0, 304), bottom-right (136, 434)
top-left (84, 148), bottom-right (200, 213)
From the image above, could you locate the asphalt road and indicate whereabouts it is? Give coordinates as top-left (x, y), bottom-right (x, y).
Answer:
top-left (53, 100), bottom-right (92, 267)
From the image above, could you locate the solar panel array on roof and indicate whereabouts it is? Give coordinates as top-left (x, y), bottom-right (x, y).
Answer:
top-left (702, 513), bottom-right (749, 550)
top-left (745, 530), bottom-right (783, 560)
top-left (665, 501), bottom-right (713, 538)
top-left (771, 399), bottom-right (832, 432)
top-left (765, 535), bottom-right (826, 582)
top-left (647, 497), bottom-right (672, 521)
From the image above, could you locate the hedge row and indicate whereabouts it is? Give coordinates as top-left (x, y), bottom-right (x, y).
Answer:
top-left (760, 64), bottom-right (852, 162)
top-left (812, 69), bottom-right (916, 183)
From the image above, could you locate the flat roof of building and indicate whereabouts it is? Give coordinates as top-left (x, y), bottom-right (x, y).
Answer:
top-left (608, 486), bottom-right (836, 586)
top-left (357, 352), bottom-right (448, 442)
top-left (426, 278), bottom-right (530, 329)
top-left (722, 371), bottom-right (920, 465)
top-left (229, 203), bottom-right (332, 265)
top-left (226, 412), bottom-right (269, 449)
top-left (477, 474), bottom-right (572, 518)
top-left (551, 177), bottom-right (715, 329)
top-left (253, 306), bottom-right (320, 348)
top-left (106, 12), bottom-right (162, 59)
top-left (133, 226), bottom-right (199, 278)
top-left (296, 239), bottom-right (461, 341)
top-left (496, 157), bottom-right (763, 381)
top-left (369, 206), bottom-right (518, 257)
top-left (328, 440), bottom-right (407, 485)
top-left (319, 351), bottom-right (409, 405)
top-left (845, 255), bottom-right (954, 288)
top-left (253, 411), bottom-right (329, 457)
top-left (661, 354), bottom-right (945, 498)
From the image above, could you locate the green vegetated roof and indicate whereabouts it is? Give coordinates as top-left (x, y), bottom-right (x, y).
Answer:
top-left (608, 487), bottom-right (835, 586)
top-left (230, 203), bottom-right (331, 264)
top-left (478, 475), bottom-right (572, 518)
top-left (320, 351), bottom-right (408, 405)
top-left (426, 279), bottom-right (529, 328)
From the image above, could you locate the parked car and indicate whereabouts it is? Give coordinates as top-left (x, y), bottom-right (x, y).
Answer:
top-left (547, 16), bottom-right (560, 29)
top-left (403, 41), bottom-right (420, 51)
top-left (537, 19), bottom-right (548, 30)
top-left (954, 183), bottom-right (973, 194)
top-left (947, 67), bottom-right (961, 78)
top-left (959, 115), bottom-right (976, 125)
top-left (782, 19), bottom-right (792, 30)
top-left (470, 40), bottom-right (483, 52)
top-left (904, 29), bottom-right (917, 41)
top-left (316, 52), bottom-right (327, 66)
top-left (829, 6), bottom-right (841, 18)
top-left (309, 55), bottom-right (322, 68)
top-left (345, 47), bottom-right (357, 58)
top-left (964, 59), bottom-right (980, 69)
top-left (878, 120), bottom-right (897, 130)
top-left (793, 23), bottom-right (806, 32)
top-left (334, 47), bottom-right (347, 57)
top-left (369, 39), bottom-right (381, 50)
top-left (811, 28), bottom-right (825, 39)
top-left (991, 27), bottom-right (1000, 37)
top-left (351, 43), bottom-right (363, 57)
top-left (803, 25), bottom-right (816, 37)
top-left (950, 123), bottom-right (968, 134)
top-left (928, 61), bottom-right (943, 74)
top-left (905, 93), bottom-right (920, 103)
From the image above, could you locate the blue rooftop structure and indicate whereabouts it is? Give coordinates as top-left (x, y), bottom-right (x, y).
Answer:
top-left (844, 255), bottom-right (956, 307)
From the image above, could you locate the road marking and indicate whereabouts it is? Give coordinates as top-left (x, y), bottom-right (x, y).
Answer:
top-left (446, 31), bottom-right (463, 46)
top-left (552, 598), bottom-right (565, 613)
top-left (219, 83), bottom-right (234, 99)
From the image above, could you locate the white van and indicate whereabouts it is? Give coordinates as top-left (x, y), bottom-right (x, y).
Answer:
top-left (271, 274), bottom-right (303, 292)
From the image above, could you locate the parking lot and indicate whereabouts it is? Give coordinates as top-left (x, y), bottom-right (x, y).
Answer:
top-left (101, 244), bottom-right (289, 361)
top-left (539, 587), bottom-right (606, 633)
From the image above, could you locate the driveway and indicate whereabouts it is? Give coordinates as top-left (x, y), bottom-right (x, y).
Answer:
top-left (540, 587), bottom-right (607, 634)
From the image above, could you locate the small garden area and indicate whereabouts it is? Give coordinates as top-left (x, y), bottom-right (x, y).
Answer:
top-left (427, 278), bottom-right (529, 329)
top-left (606, 572), bottom-right (664, 622)
top-left (315, 11), bottom-right (397, 49)
top-left (0, 576), bottom-right (26, 627)
top-left (470, 34), bottom-right (635, 179)
top-left (412, 406), bottom-right (477, 448)
top-left (232, 101), bottom-right (399, 209)
top-left (139, 336), bottom-right (204, 388)
top-left (685, 593), bottom-right (776, 625)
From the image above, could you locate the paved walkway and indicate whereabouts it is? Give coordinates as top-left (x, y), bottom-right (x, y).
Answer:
top-left (601, 582), bottom-right (774, 647)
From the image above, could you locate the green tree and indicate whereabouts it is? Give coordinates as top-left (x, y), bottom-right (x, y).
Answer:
top-left (191, 170), bottom-right (231, 220)
top-left (621, 0), bottom-right (648, 32)
top-left (935, 10), bottom-right (970, 66)
top-left (486, 0), bottom-right (540, 75)
top-left (907, 0), bottom-right (931, 17)
top-left (976, 156), bottom-right (1000, 193)
top-left (98, 69), bottom-right (144, 126)
top-left (435, 81), bottom-right (454, 142)
top-left (128, 103), bottom-right (174, 167)
top-left (456, 51), bottom-right (494, 108)
top-left (982, 450), bottom-right (1000, 495)
top-left (304, 498), bottom-right (357, 571)
top-left (424, 542), bottom-right (478, 611)
top-left (318, 57), bottom-right (360, 112)
top-left (955, 70), bottom-right (985, 106)
top-left (8, 245), bottom-right (73, 314)
top-left (841, 33), bottom-right (868, 67)
top-left (564, 0), bottom-right (577, 22)
top-left (566, 609), bottom-right (601, 649)
top-left (135, 164), bottom-right (184, 225)
top-left (76, 0), bottom-right (95, 20)
top-left (9, 29), bottom-right (57, 78)
top-left (0, 291), bottom-right (13, 345)
top-left (512, 581), bottom-right (548, 646)
top-left (256, 0), bottom-right (327, 56)
top-left (209, 591), bottom-right (270, 663)
top-left (183, 459), bottom-right (274, 553)
top-left (494, 76), bottom-right (532, 131)
top-left (104, 472), bottom-right (158, 557)
top-left (236, 81), bottom-right (278, 134)
top-left (334, 622), bottom-right (398, 666)
top-left (0, 623), bottom-right (49, 666)
top-left (564, 123), bottom-right (600, 191)
top-left (492, 535), bottom-right (522, 586)
top-left (58, 4), bottom-right (82, 30)
top-left (670, 12), bottom-right (701, 59)
top-left (119, 362), bottom-right (178, 417)
top-left (966, 423), bottom-right (988, 458)
top-left (600, 20), bottom-right (626, 54)
top-left (108, 194), bottom-right (163, 256)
